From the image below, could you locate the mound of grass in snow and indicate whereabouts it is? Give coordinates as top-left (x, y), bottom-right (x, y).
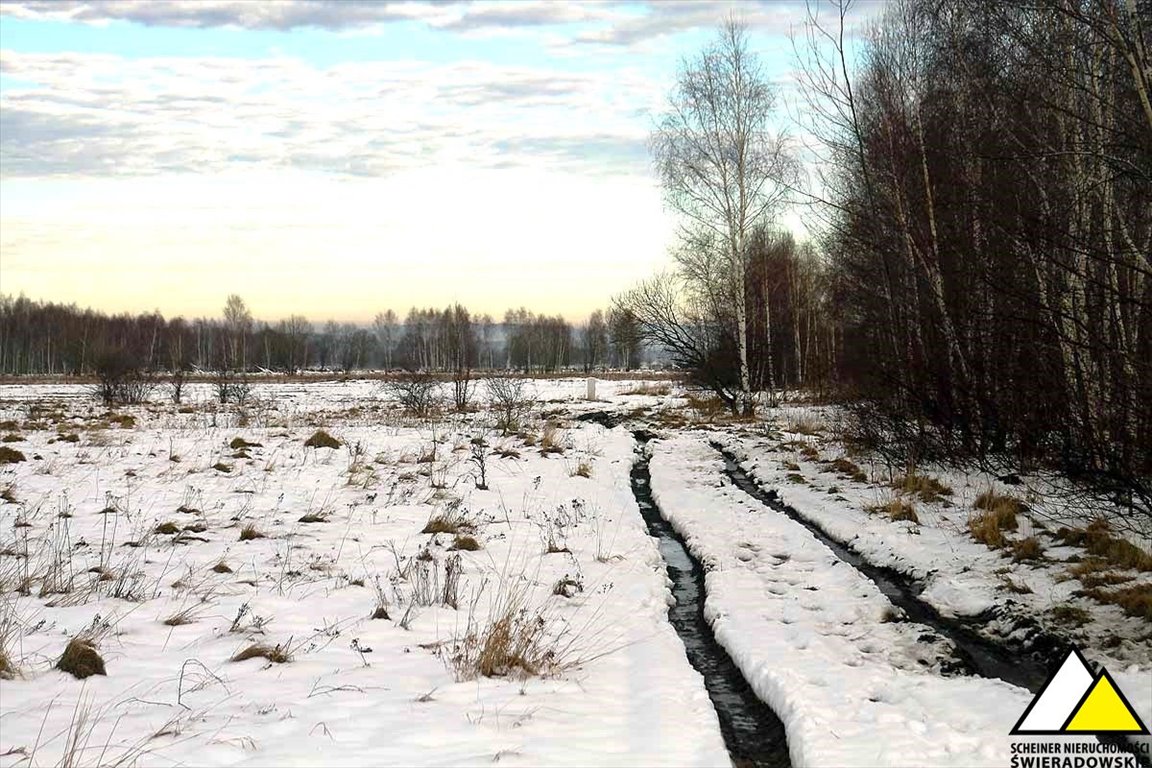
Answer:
top-left (0, 446), bottom-right (26, 464)
top-left (57, 637), bottom-right (106, 679)
top-left (304, 430), bottom-right (340, 449)
top-left (1078, 583), bottom-right (1152, 621)
top-left (1056, 519), bottom-right (1152, 572)
top-left (231, 643), bottom-right (289, 664)
top-left (892, 473), bottom-right (951, 503)
top-left (867, 497), bottom-right (919, 524)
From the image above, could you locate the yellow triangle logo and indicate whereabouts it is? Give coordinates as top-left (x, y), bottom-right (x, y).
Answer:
top-left (1063, 670), bottom-right (1148, 734)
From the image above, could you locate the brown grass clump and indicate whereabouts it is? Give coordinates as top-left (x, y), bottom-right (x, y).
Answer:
top-left (1, 433), bottom-right (23, 442)
top-left (973, 491), bottom-right (1024, 529)
top-left (827, 457), bottom-right (867, 483)
top-left (1056, 519), bottom-right (1152, 572)
top-left (229, 437), bottom-right (263, 450)
top-left (684, 392), bottom-right (728, 418)
top-left (0, 446), bottom-right (26, 464)
top-left (239, 523), bottom-right (265, 541)
top-left (163, 607), bottom-right (199, 626)
top-left (304, 430), bottom-right (340, 449)
top-left (211, 561), bottom-right (233, 574)
top-left (56, 637), bottom-right (106, 679)
top-left (799, 445), bottom-right (820, 461)
top-left (1048, 604), bottom-right (1091, 627)
top-left (1079, 583), bottom-right (1152, 621)
top-left (571, 460), bottom-right (592, 478)
top-left (231, 643), bottom-right (290, 664)
top-left (538, 424), bottom-right (565, 456)
top-left (422, 508), bottom-right (472, 535)
top-left (867, 498), bottom-right (919, 524)
top-left (1011, 537), bottom-right (1045, 562)
top-left (56, 433), bottom-right (80, 443)
top-left (298, 512), bottom-right (328, 523)
top-left (153, 521), bottom-right (181, 535)
top-left (892, 474), bottom-right (952, 503)
top-left (450, 535), bottom-right (482, 552)
top-left (211, 462), bottom-right (232, 473)
top-left (968, 511), bottom-right (1009, 549)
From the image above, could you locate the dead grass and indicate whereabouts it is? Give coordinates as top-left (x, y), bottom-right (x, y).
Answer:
top-left (684, 392), bottom-right (728, 418)
top-left (571, 460), bottom-right (592, 478)
top-left (827, 457), bottom-right (867, 483)
top-left (163, 607), bottom-right (200, 626)
top-left (1, 433), bottom-right (22, 442)
top-left (422, 507), bottom-right (473, 535)
top-left (153, 521), bottom-right (181, 535)
top-left (298, 512), bottom-right (329, 523)
top-left (1048, 604), bottom-right (1091, 627)
top-left (211, 462), bottom-right (232, 473)
top-left (211, 561), bottom-right (233, 574)
top-left (1011, 537), bottom-right (1045, 562)
top-left (239, 523), bottom-right (265, 541)
top-left (1078, 583), bottom-right (1152, 621)
top-left (0, 446), bottom-right (26, 464)
top-left (783, 414), bottom-right (825, 436)
top-left (867, 497), bottom-right (919, 524)
top-left (891, 474), bottom-right (952, 503)
top-left (973, 491), bottom-right (1024, 528)
top-left (968, 511), bottom-right (1009, 548)
top-left (304, 430), bottom-right (340, 449)
top-left (450, 535), bottom-right (482, 552)
top-left (619, 383), bottom-right (671, 396)
top-left (229, 437), bottom-right (263, 449)
top-left (57, 637), bottom-right (106, 679)
top-left (1055, 519), bottom-right (1152, 572)
top-left (231, 643), bottom-right (290, 664)
top-left (538, 424), bottom-right (565, 456)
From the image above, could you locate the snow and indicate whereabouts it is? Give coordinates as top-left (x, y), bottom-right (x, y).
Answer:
top-left (647, 434), bottom-right (1101, 768)
top-left (0, 379), bottom-right (728, 767)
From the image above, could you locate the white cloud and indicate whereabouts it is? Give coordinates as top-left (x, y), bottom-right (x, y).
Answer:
top-left (0, 49), bottom-right (662, 179)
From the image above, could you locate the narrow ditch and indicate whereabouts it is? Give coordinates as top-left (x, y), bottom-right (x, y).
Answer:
top-left (714, 444), bottom-right (1050, 693)
top-left (631, 432), bottom-right (791, 768)
top-left (717, 446), bottom-right (1152, 766)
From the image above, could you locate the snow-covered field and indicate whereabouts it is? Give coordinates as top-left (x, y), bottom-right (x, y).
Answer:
top-left (0, 379), bottom-right (1148, 767)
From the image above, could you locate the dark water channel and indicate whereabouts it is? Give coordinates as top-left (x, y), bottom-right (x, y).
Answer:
top-left (714, 445), bottom-right (1050, 693)
top-left (630, 432), bottom-right (791, 768)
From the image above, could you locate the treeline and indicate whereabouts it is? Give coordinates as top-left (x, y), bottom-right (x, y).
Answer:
top-left (0, 294), bottom-right (648, 376)
top-left (806, 0), bottom-right (1150, 508)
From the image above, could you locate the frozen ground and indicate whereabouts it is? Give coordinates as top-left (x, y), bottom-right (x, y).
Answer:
top-left (0, 379), bottom-right (1148, 767)
top-left (0, 378), bottom-right (725, 766)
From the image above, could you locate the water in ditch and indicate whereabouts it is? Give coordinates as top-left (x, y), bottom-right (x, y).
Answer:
top-left (630, 432), bottom-right (791, 768)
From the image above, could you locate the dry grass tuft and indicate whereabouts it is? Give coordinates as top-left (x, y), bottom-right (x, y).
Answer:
top-left (1011, 537), bottom-right (1045, 562)
top-left (892, 474), bottom-right (952, 503)
top-left (211, 462), bottom-right (232, 473)
top-left (1, 433), bottom-right (22, 442)
top-left (538, 424), bottom-right (565, 456)
top-left (229, 437), bottom-right (263, 450)
top-left (1048, 604), bottom-right (1091, 627)
top-left (163, 607), bottom-right (199, 626)
top-left (968, 511), bottom-right (1009, 548)
top-left (867, 497), bottom-right (919, 524)
top-left (571, 460), bottom-right (592, 478)
top-left (1078, 583), bottom-right (1152, 621)
top-left (153, 521), bottom-right (181, 535)
top-left (304, 430), bottom-right (340, 449)
top-left (231, 643), bottom-right (290, 664)
top-left (239, 523), bottom-right (265, 541)
top-left (684, 392), bottom-right (728, 418)
top-left (973, 491), bottom-right (1024, 528)
top-left (0, 446), bottom-right (26, 464)
top-left (450, 534), bottom-right (482, 552)
top-left (298, 512), bottom-right (328, 523)
top-left (57, 637), bottom-right (106, 679)
top-left (827, 457), bottom-right (867, 483)
top-left (211, 561), bottom-right (233, 574)
top-left (1056, 519), bottom-right (1152, 572)
top-left (784, 414), bottom-right (825, 436)
top-left (422, 507), bottom-right (473, 535)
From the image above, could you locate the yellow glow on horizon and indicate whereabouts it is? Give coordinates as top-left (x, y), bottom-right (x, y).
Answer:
top-left (0, 168), bottom-right (674, 323)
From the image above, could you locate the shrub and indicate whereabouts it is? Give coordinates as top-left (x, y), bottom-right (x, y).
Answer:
top-left (0, 447), bottom-right (25, 464)
top-left (304, 430), bottom-right (340, 449)
top-left (57, 637), bottom-right (106, 679)
top-left (382, 373), bottom-right (440, 417)
top-left (487, 378), bottom-right (536, 435)
top-left (93, 348), bottom-right (154, 406)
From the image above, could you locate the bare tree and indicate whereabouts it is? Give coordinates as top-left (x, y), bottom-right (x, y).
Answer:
top-left (652, 18), bottom-right (795, 414)
top-left (222, 294), bottom-right (253, 371)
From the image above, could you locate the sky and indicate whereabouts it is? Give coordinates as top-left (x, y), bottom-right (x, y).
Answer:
top-left (0, 0), bottom-right (882, 324)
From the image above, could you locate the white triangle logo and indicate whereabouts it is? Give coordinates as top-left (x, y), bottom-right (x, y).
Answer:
top-left (1013, 649), bottom-right (1094, 733)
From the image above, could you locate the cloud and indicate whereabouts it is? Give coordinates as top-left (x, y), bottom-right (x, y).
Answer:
top-left (0, 1), bottom-right (882, 43)
top-left (0, 50), bottom-right (659, 179)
